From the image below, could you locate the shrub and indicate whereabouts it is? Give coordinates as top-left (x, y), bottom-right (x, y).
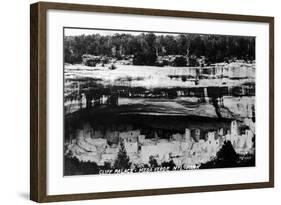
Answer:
top-left (173, 56), bottom-right (187, 67)
top-left (133, 51), bottom-right (157, 66)
top-left (148, 156), bottom-right (158, 168)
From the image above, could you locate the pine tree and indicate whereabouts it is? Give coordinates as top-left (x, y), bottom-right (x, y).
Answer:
top-left (114, 140), bottom-right (131, 169)
top-left (200, 140), bottom-right (239, 169)
top-left (216, 140), bottom-right (239, 167)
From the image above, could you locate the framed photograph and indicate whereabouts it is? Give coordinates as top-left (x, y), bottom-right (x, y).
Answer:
top-left (30, 1), bottom-right (274, 202)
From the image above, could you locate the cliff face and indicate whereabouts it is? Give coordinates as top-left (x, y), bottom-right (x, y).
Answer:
top-left (221, 96), bottom-right (255, 119)
top-left (63, 62), bottom-right (256, 174)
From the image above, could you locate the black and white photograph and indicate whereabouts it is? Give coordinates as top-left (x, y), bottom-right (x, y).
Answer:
top-left (63, 28), bottom-right (256, 176)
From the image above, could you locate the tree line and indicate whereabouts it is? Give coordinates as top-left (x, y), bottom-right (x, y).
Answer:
top-left (64, 32), bottom-right (255, 65)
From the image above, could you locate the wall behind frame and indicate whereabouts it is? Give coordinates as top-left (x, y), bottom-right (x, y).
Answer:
top-left (0, 0), bottom-right (279, 204)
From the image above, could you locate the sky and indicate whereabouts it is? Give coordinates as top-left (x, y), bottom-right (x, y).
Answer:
top-left (64, 28), bottom-right (181, 37)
